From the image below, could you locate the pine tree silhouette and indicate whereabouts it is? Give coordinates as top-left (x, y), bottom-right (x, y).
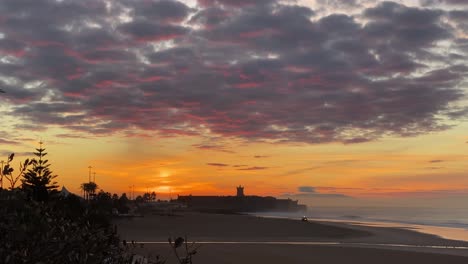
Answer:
top-left (22, 142), bottom-right (58, 201)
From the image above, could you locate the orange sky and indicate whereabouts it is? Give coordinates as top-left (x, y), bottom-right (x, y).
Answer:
top-left (2, 122), bottom-right (467, 206)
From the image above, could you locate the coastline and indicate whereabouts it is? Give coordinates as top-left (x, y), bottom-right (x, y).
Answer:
top-left (253, 213), bottom-right (468, 242)
top-left (114, 212), bottom-right (468, 263)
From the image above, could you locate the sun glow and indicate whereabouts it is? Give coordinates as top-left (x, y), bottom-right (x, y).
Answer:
top-left (159, 171), bottom-right (171, 178)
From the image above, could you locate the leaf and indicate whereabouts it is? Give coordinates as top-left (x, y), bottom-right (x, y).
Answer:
top-left (8, 153), bottom-right (14, 162)
top-left (174, 237), bottom-right (184, 248)
top-left (3, 165), bottom-right (13, 175)
top-left (2, 165), bottom-right (8, 175)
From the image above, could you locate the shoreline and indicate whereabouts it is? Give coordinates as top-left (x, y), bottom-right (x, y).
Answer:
top-left (114, 212), bottom-right (468, 263)
top-left (252, 213), bottom-right (468, 242)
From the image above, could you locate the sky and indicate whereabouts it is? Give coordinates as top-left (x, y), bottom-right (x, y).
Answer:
top-left (0, 0), bottom-right (467, 207)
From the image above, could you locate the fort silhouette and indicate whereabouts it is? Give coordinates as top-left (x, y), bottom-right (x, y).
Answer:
top-left (177, 186), bottom-right (307, 213)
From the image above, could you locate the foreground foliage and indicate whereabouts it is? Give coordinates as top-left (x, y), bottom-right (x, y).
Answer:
top-left (0, 191), bottom-right (127, 264)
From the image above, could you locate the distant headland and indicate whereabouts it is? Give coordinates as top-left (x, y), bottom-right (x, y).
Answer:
top-left (177, 186), bottom-right (307, 213)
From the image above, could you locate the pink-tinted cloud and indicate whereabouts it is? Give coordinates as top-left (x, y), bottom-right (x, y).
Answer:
top-left (0, 0), bottom-right (466, 145)
top-left (0, 139), bottom-right (21, 145)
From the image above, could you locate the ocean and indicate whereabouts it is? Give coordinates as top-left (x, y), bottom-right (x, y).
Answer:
top-left (253, 206), bottom-right (468, 242)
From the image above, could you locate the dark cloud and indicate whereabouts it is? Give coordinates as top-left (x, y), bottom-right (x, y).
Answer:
top-left (55, 133), bottom-right (91, 139)
top-left (13, 124), bottom-right (48, 131)
top-left (447, 107), bottom-right (468, 119)
top-left (449, 10), bottom-right (468, 21)
top-left (0, 0), bottom-right (466, 144)
top-left (236, 166), bottom-right (269, 171)
top-left (118, 20), bottom-right (188, 42)
top-left (197, 0), bottom-right (276, 8)
top-left (232, 164), bottom-right (247, 167)
top-left (317, 186), bottom-right (364, 191)
top-left (425, 166), bottom-right (443, 170)
top-left (429, 159), bottom-right (444, 163)
top-left (129, 0), bottom-right (192, 22)
top-left (282, 185), bottom-right (360, 199)
top-left (283, 191), bottom-right (351, 199)
top-left (295, 193), bottom-right (350, 198)
top-left (254, 155), bottom-right (269, 158)
top-left (363, 2), bottom-right (450, 52)
top-left (316, 0), bottom-right (361, 8)
top-left (189, 7), bottom-right (231, 28)
top-left (192, 144), bottom-right (235, 153)
top-left (206, 163), bottom-right (229, 167)
top-left (281, 165), bottom-right (329, 178)
top-left (0, 150), bottom-right (32, 157)
top-left (421, 0), bottom-right (468, 5)
top-left (298, 186), bottom-right (316, 193)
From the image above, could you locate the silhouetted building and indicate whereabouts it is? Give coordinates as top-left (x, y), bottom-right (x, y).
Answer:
top-left (177, 187), bottom-right (307, 213)
top-left (236, 185), bottom-right (244, 197)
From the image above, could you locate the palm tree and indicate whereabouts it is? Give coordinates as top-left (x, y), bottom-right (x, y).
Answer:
top-left (80, 182), bottom-right (98, 200)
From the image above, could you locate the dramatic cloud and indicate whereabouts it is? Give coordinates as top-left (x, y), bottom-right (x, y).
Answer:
top-left (1, 0), bottom-right (467, 144)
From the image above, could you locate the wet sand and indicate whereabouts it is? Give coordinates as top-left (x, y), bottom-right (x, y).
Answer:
top-left (114, 212), bottom-right (468, 263)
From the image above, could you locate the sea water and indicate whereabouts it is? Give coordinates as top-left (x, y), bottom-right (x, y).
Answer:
top-left (253, 206), bottom-right (468, 242)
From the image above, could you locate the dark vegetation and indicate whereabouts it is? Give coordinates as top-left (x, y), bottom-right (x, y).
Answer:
top-left (0, 145), bottom-right (197, 264)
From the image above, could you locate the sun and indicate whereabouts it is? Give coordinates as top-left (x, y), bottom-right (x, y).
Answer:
top-left (159, 171), bottom-right (171, 178)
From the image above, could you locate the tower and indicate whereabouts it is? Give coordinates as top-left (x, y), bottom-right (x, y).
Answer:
top-left (236, 185), bottom-right (244, 197)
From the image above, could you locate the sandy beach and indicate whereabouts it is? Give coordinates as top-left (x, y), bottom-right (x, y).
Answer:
top-left (114, 212), bottom-right (468, 263)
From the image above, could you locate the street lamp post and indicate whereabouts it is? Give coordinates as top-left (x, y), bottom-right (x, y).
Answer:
top-left (88, 166), bottom-right (92, 183)
top-left (0, 160), bottom-right (4, 189)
